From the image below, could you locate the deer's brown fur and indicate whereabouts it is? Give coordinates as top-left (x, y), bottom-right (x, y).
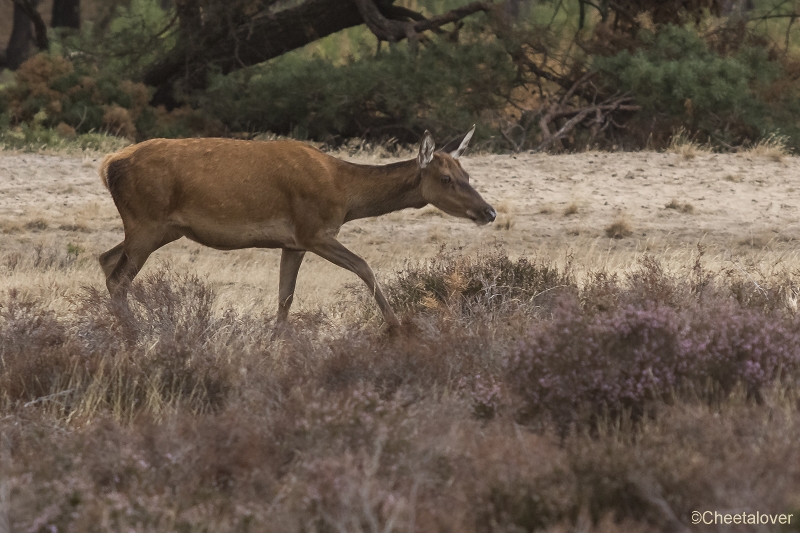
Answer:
top-left (98, 130), bottom-right (494, 327)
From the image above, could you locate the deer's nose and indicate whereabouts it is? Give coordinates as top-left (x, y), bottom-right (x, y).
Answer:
top-left (484, 207), bottom-right (496, 222)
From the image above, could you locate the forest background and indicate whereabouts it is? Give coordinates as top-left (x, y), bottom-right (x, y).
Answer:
top-left (1, 0), bottom-right (799, 154)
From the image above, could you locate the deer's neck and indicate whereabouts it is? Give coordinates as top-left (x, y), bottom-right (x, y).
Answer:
top-left (340, 159), bottom-right (426, 222)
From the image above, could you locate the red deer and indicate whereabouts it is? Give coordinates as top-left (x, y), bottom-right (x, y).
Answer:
top-left (98, 128), bottom-right (495, 328)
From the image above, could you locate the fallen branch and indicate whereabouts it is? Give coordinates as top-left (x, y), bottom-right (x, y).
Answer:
top-left (535, 95), bottom-right (639, 152)
top-left (536, 72), bottom-right (598, 150)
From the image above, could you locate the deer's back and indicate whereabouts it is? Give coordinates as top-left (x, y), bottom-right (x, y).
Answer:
top-left (104, 138), bottom-right (345, 226)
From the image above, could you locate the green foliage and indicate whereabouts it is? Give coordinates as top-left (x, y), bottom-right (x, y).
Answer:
top-left (66, 243), bottom-right (85, 257)
top-left (52, 0), bottom-right (175, 79)
top-left (594, 24), bottom-right (798, 147)
top-left (198, 39), bottom-right (516, 142)
top-left (0, 123), bottom-right (129, 153)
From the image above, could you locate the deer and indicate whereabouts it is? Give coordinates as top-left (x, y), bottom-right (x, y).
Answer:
top-left (97, 127), bottom-right (495, 329)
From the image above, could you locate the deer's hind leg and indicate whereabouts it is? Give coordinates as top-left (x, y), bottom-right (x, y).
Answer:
top-left (277, 249), bottom-right (306, 324)
top-left (105, 227), bottom-right (181, 298)
top-left (99, 242), bottom-right (125, 278)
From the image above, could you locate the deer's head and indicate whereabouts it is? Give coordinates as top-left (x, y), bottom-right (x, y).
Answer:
top-left (417, 126), bottom-right (496, 225)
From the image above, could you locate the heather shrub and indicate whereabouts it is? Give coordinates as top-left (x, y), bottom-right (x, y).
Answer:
top-left (295, 448), bottom-right (413, 533)
top-left (297, 315), bottom-right (500, 399)
top-left (288, 382), bottom-right (408, 456)
top-left (0, 271), bottom-right (241, 417)
top-left (506, 297), bottom-right (686, 430)
top-left (384, 248), bottom-right (576, 317)
top-left (4, 253), bottom-right (800, 531)
top-left (0, 290), bottom-right (69, 402)
top-left (507, 266), bottom-right (800, 430)
top-left (460, 373), bottom-right (504, 420)
top-left (684, 302), bottom-right (800, 398)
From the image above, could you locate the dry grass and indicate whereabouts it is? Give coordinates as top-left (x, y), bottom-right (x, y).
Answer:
top-left (494, 213), bottom-right (515, 230)
top-left (0, 219), bottom-right (22, 234)
top-left (23, 219), bottom-right (48, 231)
top-left (667, 127), bottom-right (708, 160)
top-left (563, 201), bottom-right (580, 216)
top-left (605, 216), bottom-right (633, 239)
top-left (664, 199), bottom-right (694, 214)
top-left (427, 225), bottom-right (448, 242)
top-left (742, 133), bottom-right (791, 163)
top-left (724, 173), bottom-right (744, 182)
top-left (738, 231), bottom-right (776, 249)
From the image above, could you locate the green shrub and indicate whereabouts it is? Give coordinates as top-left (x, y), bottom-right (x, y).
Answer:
top-left (594, 24), bottom-right (799, 148)
top-left (198, 39), bottom-right (516, 142)
top-left (52, 0), bottom-right (175, 79)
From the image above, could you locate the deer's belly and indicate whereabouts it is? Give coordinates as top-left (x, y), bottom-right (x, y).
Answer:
top-left (175, 219), bottom-right (298, 250)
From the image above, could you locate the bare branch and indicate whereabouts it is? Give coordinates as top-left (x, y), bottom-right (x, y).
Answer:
top-left (353, 0), bottom-right (492, 43)
top-left (383, 5), bottom-right (426, 22)
top-left (560, 70), bottom-right (597, 105)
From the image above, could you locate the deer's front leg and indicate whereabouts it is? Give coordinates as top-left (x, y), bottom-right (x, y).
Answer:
top-left (306, 236), bottom-right (399, 327)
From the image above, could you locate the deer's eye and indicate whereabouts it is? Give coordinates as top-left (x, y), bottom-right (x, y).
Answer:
top-left (441, 175), bottom-right (451, 184)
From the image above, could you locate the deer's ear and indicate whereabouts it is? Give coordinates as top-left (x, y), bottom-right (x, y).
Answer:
top-left (438, 125), bottom-right (475, 159)
top-left (418, 131), bottom-right (435, 168)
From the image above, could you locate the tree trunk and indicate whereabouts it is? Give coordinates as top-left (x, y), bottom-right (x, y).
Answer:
top-left (4, 0), bottom-right (49, 69)
top-left (51, 0), bottom-right (81, 29)
top-left (4, 3), bottom-right (35, 69)
top-left (144, 0), bottom-right (365, 105)
top-left (142, 0), bottom-right (492, 108)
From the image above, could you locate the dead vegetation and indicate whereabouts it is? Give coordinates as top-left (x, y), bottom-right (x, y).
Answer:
top-left (563, 202), bottom-right (580, 216)
top-left (742, 133), bottom-right (791, 163)
top-left (664, 199), bottom-right (694, 214)
top-left (2, 250), bottom-right (800, 532)
top-left (667, 128), bottom-right (708, 160)
top-left (605, 217), bottom-right (633, 239)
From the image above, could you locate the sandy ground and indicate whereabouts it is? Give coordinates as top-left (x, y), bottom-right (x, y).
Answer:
top-left (2, 148), bottom-right (799, 315)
